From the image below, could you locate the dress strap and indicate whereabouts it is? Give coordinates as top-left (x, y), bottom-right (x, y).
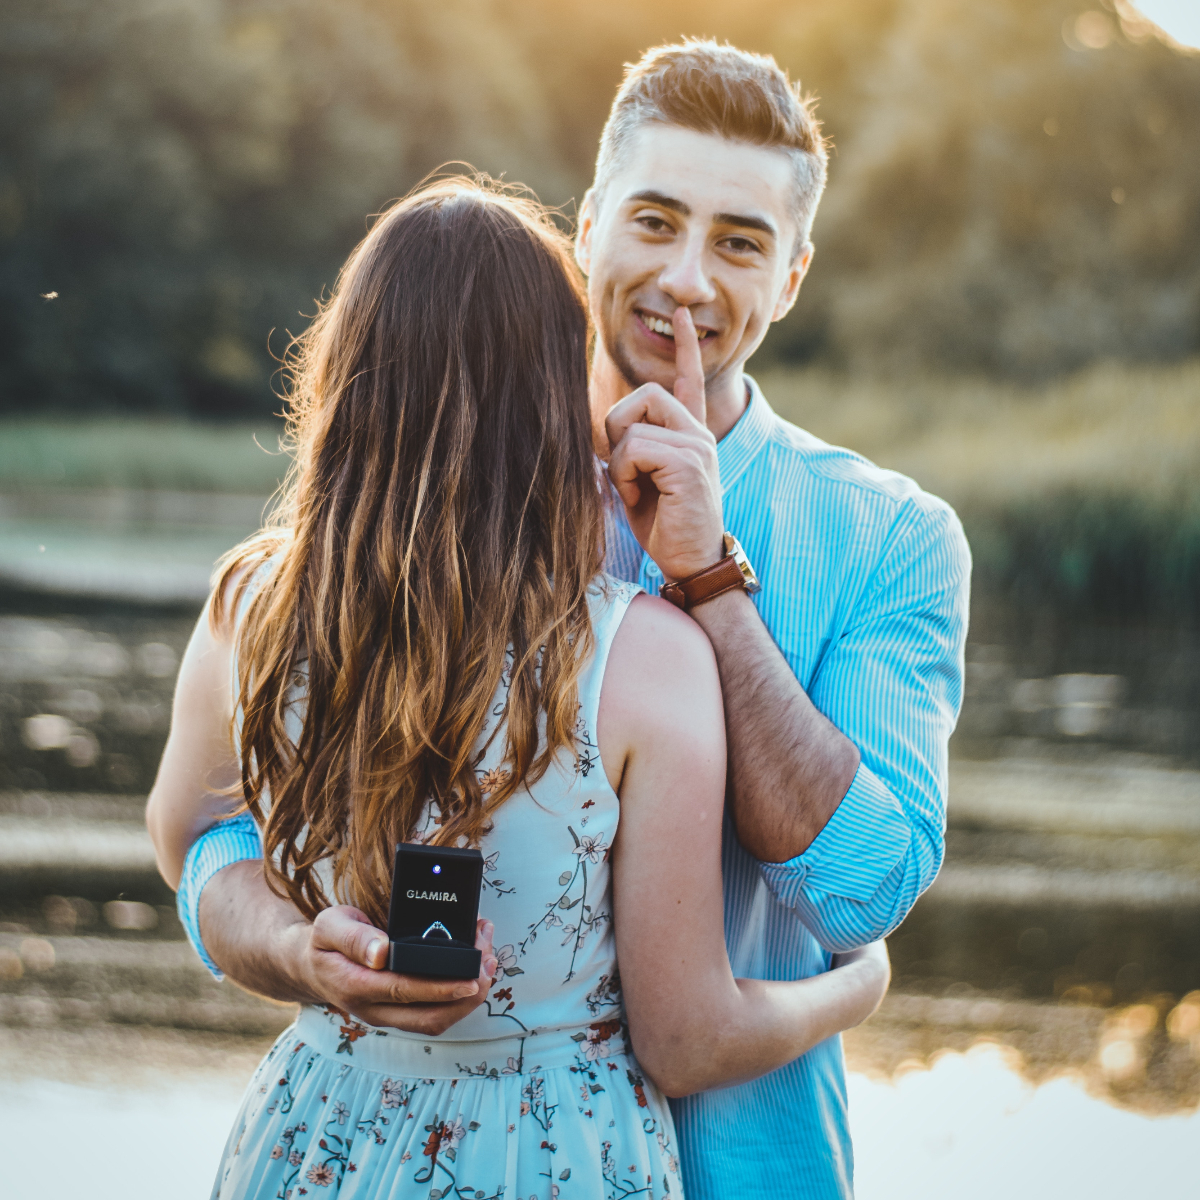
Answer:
top-left (576, 574), bottom-right (642, 751)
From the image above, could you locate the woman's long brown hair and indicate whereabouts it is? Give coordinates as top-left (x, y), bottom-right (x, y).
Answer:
top-left (211, 179), bottom-right (604, 928)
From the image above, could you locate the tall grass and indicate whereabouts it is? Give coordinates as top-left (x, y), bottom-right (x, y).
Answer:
top-left (3, 360), bottom-right (1197, 623)
top-left (0, 418), bottom-right (289, 494)
top-left (760, 358), bottom-right (1200, 625)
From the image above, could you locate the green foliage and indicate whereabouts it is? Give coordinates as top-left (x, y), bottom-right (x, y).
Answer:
top-left (4, 356), bottom-right (1195, 621)
top-left (788, 0), bottom-right (1200, 379)
top-left (0, 417), bottom-right (288, 492)
top-left (1, 0), bottom-right (1198, 413)
top-left (762, 357), bottom-right (1200, 624)
top-left (0, 0), bottom-right (561, 415)
top-left (966, 491), bottom-right (1200, 626)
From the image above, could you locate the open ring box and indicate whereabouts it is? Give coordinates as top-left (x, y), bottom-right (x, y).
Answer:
top-left (387, 843), bottom-right (484, 980)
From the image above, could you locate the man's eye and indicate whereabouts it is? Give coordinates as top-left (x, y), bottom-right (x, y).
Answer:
top-left (637, 216), bottom-right (670, 233)
top-left (723, 237), bottom-right (760, 254)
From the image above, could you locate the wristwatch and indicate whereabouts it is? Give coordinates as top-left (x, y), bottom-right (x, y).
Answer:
top-left (660, 533), bottom-right (760, 612)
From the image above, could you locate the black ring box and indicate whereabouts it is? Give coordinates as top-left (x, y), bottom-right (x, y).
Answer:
top-left (387, 842), bottom-right (483, 980)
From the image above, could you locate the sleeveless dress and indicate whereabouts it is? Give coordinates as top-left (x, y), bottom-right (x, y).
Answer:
top-left (211, 573), bottom-right (685, 1200)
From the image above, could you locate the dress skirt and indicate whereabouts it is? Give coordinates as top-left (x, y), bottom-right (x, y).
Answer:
top-left (212, 1005), bottom-right (684, 1200)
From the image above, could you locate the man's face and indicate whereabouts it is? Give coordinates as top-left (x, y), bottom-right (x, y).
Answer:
top-left (576, 124), bottom-right (811, 409)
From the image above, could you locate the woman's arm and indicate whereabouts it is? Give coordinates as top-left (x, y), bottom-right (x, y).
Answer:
top-left (600, 594), bottom-right (889, 1098)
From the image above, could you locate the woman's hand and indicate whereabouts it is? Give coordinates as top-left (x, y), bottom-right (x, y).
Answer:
top-left (830, 940), bottom-right (891, 1026)
top-left (291, 908), bottom-right (500, 1036)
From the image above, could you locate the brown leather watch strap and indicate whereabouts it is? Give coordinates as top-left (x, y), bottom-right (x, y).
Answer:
top-left (660, 554), bottom-right (747, 611)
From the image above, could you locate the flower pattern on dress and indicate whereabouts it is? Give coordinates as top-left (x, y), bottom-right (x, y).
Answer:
top-left (586, 970), bottom-right (623, 1016)
top-left (212, 576), bottom-right (682, 1200)
top-left (574, 708), bottom-right (600, 779)
top-left (517, 824), bottom-right (612, 982)
top-left (378, 1077), bottom-right (412, 1110)
top-left (583, 1018), bottom-right (623, 1062)
top-left (493, 943), bottom-right (522, 979)
top-left (478, 767), bottom-right (510, 796)
top-left (480, 849), bottom-right (516, 898)
top-left (304, 1163), bottom-right (334, 1187)
top-left (321, 1006), bottom-right (370, 1057)
top-left (574, 832), bottom-right (609, 864)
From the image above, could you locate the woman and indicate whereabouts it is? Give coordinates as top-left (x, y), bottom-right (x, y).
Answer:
top-left (147, 179), bottom-right (887, 1198)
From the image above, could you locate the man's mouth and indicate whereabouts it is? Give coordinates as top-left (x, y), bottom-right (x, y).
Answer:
top-left (635, 309), bottom-right (715, 341)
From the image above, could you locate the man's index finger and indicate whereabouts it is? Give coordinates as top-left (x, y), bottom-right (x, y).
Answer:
top-left (672, 306), bottom-right (706, 424)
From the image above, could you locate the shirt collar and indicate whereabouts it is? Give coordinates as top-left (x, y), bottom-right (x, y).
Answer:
top-left (716, 375), bottom-right (774, 496)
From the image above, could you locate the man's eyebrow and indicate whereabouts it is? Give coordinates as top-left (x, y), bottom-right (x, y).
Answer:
top-left (713, 211), bottom-right (777, 239)
top-left (627, 190), bottom-right (777, 240)
top-left (627, 190), bottom-right (692, 216)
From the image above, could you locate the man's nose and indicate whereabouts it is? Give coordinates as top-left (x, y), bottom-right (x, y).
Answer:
top-left (657, 236), bottom-right (717, 308)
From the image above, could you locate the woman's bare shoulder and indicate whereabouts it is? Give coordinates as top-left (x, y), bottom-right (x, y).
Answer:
top-left (208, 540), bottom-right (284, 642)
top-left (612, 592), bottom-right (715, 676)
top-left (598, 591), bottom-right (722, 762)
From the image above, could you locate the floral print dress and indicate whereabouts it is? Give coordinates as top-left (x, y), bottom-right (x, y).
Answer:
top-left (212, 575), bottom-right (684, 1200)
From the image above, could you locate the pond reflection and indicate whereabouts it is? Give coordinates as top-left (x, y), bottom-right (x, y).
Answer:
top-left (1, 1024), bottom-right (1195, 1200)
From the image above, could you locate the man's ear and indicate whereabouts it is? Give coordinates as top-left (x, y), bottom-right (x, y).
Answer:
top-left (575, 189), bottom-right (597, 276)
top-left (771, 241), bottom-right (813, 323)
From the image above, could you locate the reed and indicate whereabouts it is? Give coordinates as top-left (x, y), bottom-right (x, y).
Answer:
top-left (760, 357), bottom-right (1200, 625)
top-left (0, 418), bottom-right (287, 494)
top-left (4, 358), bottom-right (1198, 623)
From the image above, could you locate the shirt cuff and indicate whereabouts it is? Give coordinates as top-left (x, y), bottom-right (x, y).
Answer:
top-left (177, 812), bottom-right (264, 979)
top-left (758, 762), bottom-right (913, 906)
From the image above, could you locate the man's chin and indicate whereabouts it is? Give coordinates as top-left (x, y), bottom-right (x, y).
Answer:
top-left (610, 340), bottom-right (676, 393)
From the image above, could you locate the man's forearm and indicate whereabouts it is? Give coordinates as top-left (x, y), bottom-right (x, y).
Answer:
top-left (690, 589), bottom-right (859, 862)
top-left (198, 859), bottom-right (322, 1004)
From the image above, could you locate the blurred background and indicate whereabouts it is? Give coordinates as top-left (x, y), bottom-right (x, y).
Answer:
top-left (1, 0), bottom-right (1199, 1195)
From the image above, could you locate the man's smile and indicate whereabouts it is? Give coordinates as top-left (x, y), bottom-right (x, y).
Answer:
top-left (633, 307), bottom-right (716, 346)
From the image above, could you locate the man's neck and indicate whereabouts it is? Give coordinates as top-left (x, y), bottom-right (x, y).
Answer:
top-left (703, 370), bottom-right (752, 443)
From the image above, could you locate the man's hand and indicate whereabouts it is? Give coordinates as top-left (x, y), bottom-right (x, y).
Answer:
top-left (199, 861), bottom-right (500, 1038)
top-left (292, 906), bottom-right (499, 1037)
top-left (605, 307), bottom-right (724, 580)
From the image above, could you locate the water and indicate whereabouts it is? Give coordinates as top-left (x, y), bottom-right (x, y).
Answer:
top-left (5, 599), bottom-right (1195, 1011)
top-left (2, 1031), bottom-right (1196, 1199)
top-left (1, 491), bottom-right (1199, 1180)
top-left (849, 1045), bottom-right (1200, 1199)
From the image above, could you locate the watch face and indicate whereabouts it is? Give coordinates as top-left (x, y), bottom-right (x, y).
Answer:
top-left (725, 534), bottom-right (761, 593)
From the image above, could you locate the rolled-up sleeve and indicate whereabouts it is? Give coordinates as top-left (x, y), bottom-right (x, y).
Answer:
top-left (758, 501), bottom-right (971, 951)
top-left (176, 812), bottom-right (264, 979)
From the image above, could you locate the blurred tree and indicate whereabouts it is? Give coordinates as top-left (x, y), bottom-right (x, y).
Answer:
top-left (0, 0), bottom-right (563, 415)
top-left (0, 0), bottom-right (1197, 413)
top-left (778, 0), bottom-right (1200, 377)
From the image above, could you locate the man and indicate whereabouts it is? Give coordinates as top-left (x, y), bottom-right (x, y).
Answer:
top-left (163, 41), bottom-right (969, 1198)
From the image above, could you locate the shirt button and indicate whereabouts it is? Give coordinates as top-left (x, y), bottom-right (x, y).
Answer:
top-left (644, 561), bottom-right (661, 578)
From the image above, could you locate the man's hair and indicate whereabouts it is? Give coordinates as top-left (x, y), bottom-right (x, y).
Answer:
top-left (592, 40), bottom-right (828, 250)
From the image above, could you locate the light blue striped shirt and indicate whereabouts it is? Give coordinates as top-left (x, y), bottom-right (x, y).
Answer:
top-left (176, 377), bottom-right (970, 1198)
